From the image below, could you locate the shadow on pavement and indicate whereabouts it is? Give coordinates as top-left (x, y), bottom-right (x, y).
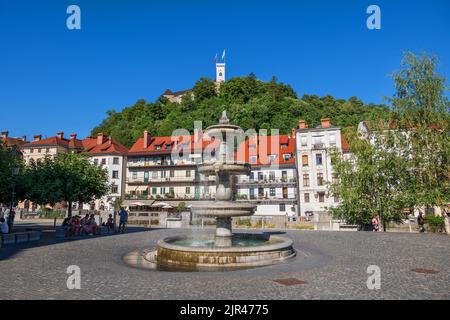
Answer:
top-left (0, 224), bottom-right (160, 261)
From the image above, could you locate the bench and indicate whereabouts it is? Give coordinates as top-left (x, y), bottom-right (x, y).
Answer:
top-left (339, 224), bottom-right (359, 231)
top-left (15, 232), bottom-right (29, 243)
top-left (56, 226), bottom-right (110, 239)
top-left (1, 233), bottom-right (16, 245)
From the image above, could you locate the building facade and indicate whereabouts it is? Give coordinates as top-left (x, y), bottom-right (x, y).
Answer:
top-left (235, 133), bottom-right (298, 219)
top-left (125, 131), bottom-right (216, 204)
top-left (295, 118), bottom-right (349, 217)
top-left (83, 133), bottom-right (128, 211)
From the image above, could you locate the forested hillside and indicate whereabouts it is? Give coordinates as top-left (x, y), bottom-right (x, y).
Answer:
top-left (92, 75), bottom-right (390, 147)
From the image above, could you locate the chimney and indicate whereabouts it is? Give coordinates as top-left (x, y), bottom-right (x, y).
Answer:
top-left (108, 136), bottom-right (112, 146)
top-left (70, 133), bottom-right (77, 141)
top-left (320, 118), bottom-right (331, 128)
top-left (57, 131), bottom-right (64, 139)
top-left (143, 131), bottom-right (151, 148)
top-left (22, 136), bottom-right (27, 142)
top-left (34, 134), bottom-right (42, 142)
top-left (1, 131), bottom-right (8, 139)
top-left (298, 120), bottom-right (308, 129)
top-left (290, 128), bottom-right (296, 138)
top-left (97, 133), bottom-right (105, 145)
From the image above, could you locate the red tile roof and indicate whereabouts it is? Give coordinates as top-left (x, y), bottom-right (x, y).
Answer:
top-left (83, 137), bottom-right (128, 155)
top-left (1, 137), bottom-right (28, 147)
top-left (236, 135), bottom-right (296, 166)
top-left (341, 134), bottom-right (350, 152)
top-left (22, 136), bottom-right (84, 150)
top-left (128, 134), bottom-right (219, 155)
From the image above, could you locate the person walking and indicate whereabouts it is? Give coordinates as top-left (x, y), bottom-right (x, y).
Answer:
top-left (118, 207), bottom-right (128, 233)
top-left (418, 212), bottom-right (425, 233)
top-left (371, 216), bottom-right (379, 232)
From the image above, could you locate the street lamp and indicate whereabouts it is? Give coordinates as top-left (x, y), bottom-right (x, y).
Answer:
top-left (9, 166), bottom-right (20, 233)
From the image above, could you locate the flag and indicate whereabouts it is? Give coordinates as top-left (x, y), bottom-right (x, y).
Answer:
top-left (214, 53), bottom-right (218, 63)
top-left (221, 49), bottom-right (226, 62)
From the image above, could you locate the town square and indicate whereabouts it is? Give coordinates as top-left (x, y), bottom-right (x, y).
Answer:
top-left (0, 0), bottom-right (449, 305)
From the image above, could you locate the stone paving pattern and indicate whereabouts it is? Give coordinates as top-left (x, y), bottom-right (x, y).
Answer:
top-left (0, 228), bottom-right (449, 299)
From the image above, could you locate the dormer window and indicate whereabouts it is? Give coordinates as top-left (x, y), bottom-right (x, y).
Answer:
top-left (155, 145), bottom-right (162, 150)
top-left (250, 156), bottom-right (257, 164)
top-left (269, 154), bottom-right (277, 162)
top-left (283, 154), bottom-right (291, 161)
top-left (165, 144), bottom-right (172, 150)
top-left (281, 143), bottom-right (288, 149)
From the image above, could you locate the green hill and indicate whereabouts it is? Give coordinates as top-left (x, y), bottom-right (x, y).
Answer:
top-left (92, 75), bottom-right (390, 147)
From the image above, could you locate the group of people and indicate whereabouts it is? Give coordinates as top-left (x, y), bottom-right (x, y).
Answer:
top-left (61, 207), bottom-right (129, 237)
top-left (371, 213), bottom-right (427, 232)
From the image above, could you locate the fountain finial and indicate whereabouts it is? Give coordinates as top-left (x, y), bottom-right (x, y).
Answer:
top-left (219, 110), bottom-right (229, 124)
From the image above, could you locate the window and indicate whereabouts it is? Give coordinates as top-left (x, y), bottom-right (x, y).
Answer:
top-left (170, 170), bottom-right (174, 178)
top-left (301, 136), bottom-right (307, 146)
top-left (316, 154), bottom-right (323, 166)
top-left (152, 171), bottom-right (158, 179)
top-left (160, 187), bottom-right (165, 194)
top-left (30, 149), bottom-right (34, 154)
top-left (132, 172), bottom-right (137, 180)
top-left (279, 204), bottom-right (286, 212)
top-left (318, 192), bottom-right (325, 203)
top-left (186, 170), bottom-right (191, 177)
top-left (249, 188), bottom-right (255, 199)
top-left (169, 187), bottom-right (174, 195)
top-left (112, 171), bottom-right (119, 179)
top-left (165, 144), bottom-right (172, 150)
top-left (38, 148), bottom-right (41, 153)
top-left (155, 145), bottom-right (161, 150)
top-left (249, 172), bottom-right (254, 181)
top-left (258, 172), bottom-right (263, 181)
top-left (332, 174), bottom-right (338, 184)
top-left (283, 154), bottom-right (291, 161)
top-left (46, 148), bottom-right (50, 153)
top-left (186, 187), bottom-right (191, 194)
top-left (269, 154), bottom-right (277, 162)
top-left (303, 174), bottom-right (310, 187)
top-left (304, 193), bottom-right (310, 203)
top-left (113, 157), bottom-right (119, 165)
top-left (258, 187), bottom-right (264, 197)
top-left (317, 173), bottom-right (324, 186)
top-left (101, 159), bottom-right (106, 165)
top-left (329, 134), bottom-right (336, 145)
top-left (302, 155), bottom-right (309, 167)
top-left (282, 170), bottom-right (287, 182)
top-left (111, 185), bottom-right (118, 194)
top-left (94, 159), bottom-right (98, 165)
top-left (270, 188), bottom-right (276, 197)
top-left (269, 171), bottom-right (275, 181)
top-left (250, 156), bottom-right (257, 164)
top-left (313, 136), bottom-right (323, 145)
top-left (152, 187), bottom-right (157, 195)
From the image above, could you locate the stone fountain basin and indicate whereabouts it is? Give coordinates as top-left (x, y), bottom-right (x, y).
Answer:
top-left (149, 233), bottom-right (296, 271)
top-left (191, 201), bottom-right (256, 217)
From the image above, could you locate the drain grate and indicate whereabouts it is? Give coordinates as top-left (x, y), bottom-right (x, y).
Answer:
top-left (274, 278), bottom-right (307, 286)
top-left (412, 268), bottom-right (439, 274)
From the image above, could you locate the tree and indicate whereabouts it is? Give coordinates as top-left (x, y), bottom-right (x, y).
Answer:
top-left (192, 77), bottom-right (217, 101)
top-left (25, 153), bottom-right (110, 217)
top-left (390, 52), bottom-right (450, 232)
top-left (0, 144), bottom-right (27, 206)
top-left (329, 126), bottom-right (412, 230)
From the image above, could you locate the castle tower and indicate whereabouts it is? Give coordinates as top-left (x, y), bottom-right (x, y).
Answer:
top-left (216, 62), bottom-right (226, 83)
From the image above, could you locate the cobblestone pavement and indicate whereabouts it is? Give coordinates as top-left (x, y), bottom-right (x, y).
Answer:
top-left (0, 228), bottom-right (449, 300)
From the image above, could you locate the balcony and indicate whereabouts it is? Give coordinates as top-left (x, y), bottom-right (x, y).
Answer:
top-left (125, 193), bottom-right (214, 201)
top-left (236, 177), bottom-right (297, 187)
top-left (127, 160), bottom-right (196, 168)
top-left (235, 195), bottom-right (297, 204)
top-left (312, 143), bottom-right (325, 150)
top-left (126, 176), bottom-right (215, 184)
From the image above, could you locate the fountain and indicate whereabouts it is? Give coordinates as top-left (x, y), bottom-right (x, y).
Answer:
top-left (124, 111), bottom-right (296, 271)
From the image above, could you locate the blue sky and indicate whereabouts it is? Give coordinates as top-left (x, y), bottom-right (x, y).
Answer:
top-left (0, 0), bottom-right (449, 139)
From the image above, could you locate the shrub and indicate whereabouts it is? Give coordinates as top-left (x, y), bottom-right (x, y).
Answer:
top-left (424, 215), bottom-right (445, 233)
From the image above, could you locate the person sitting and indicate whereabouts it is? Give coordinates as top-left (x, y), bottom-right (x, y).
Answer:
top-left (88, 214), bottom-right (100, 235)
top-left (0, 217), bottom-right (9, 234)
top-left (62, 216), bottom-right (73, 237)
top-left (106, 214), bottom-right (115, 233)
top-left (80, 214), bottom-right (91, 235)
top-left (71, 216), bottom-right (82, 236)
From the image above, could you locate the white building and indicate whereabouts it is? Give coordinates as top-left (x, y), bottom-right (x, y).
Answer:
top-left (83, 133), bottom-right (128, 211)
top-left (295, 118), bottom-right (349, 217)
top-left (235, 133), bottom-right (298, 220)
